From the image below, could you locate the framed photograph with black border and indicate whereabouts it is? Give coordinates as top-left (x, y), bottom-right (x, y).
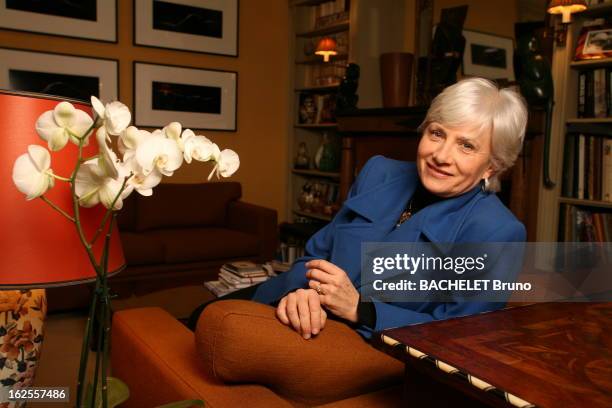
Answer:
top-left (134, 0), bottom-right (239, 57)
top-left (0, 48), bottom-right (119, 102)
top-left (134, 62), bottom-right (237, 131)
top-left (0, 1), bottom-right (117, 43)
top-left (462, 30), bottom-right (515, 81)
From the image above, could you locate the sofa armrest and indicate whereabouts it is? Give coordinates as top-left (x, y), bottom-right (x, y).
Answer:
top-left (111, 307), bottom-right (291, 408)
top-left (227, 201), bottom-right (278, 261)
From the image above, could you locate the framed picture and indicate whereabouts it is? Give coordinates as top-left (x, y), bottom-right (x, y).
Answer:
top-left (462, 30), bottom-right (515, 81)
top-left (0, 0), bottom-right (117, 43)
top-left (0, 48), bottom-right (119, 102)
top-left (134, 0), bottom-right (239, 56)
top-left (575, 27), bottom-right (612, 60)
top-left (134, 62), bottom-right (237, 131)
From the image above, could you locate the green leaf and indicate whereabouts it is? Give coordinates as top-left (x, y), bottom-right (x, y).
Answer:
top-left (155, 399), bottom-right (205, 408)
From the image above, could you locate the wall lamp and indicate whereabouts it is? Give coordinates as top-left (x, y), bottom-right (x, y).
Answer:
top-left (547, 0), bottom-right (588, 45)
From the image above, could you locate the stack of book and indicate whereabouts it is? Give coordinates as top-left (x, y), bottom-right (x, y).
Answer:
top-left (204, 261), bottom-right (274, 297)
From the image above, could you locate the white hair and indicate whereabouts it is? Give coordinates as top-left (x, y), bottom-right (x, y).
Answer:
top-left (418, 77), bottom-right (528, 192)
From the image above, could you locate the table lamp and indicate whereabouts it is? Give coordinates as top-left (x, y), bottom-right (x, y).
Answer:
top-left (0, 89), bottom-right (125, 406)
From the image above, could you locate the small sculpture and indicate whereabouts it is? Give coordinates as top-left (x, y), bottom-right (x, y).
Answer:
top-left (294, 142), bottom-right (310, 169)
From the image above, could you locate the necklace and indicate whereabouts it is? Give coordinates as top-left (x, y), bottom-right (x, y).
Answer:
top-left (395, 199), bottom-right (415, 228)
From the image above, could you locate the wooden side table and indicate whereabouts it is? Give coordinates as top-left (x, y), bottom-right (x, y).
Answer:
top-left (375, 303), bottom-right (612, 408)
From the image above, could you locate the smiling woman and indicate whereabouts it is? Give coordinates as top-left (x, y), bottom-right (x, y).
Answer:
top-left (188, 78), bottom-right (529, 404)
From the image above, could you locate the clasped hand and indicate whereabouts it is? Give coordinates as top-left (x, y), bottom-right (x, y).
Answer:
top-left (276, 260), bottom-right (359, 339)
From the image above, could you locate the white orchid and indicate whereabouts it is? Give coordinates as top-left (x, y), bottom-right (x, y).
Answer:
top-left (96, 127), bottom-right (119, 179)
top-left (208, 149), bottom-right (240, 180)
top-left (12, 145), bottom-right (55, 200)
top-left (91, 96), bottom-right (131, 136)
top-left (183, 134), bottom-right (216, 163)
top-left (36, 102), bottom-right (93, 151)
top-left (135, 133), bottom-right (183, 177)
top-left (75, 159), bottom-right (133, 210)
top-left (123, 159), bottom-right (163, 197)
top-left (162, 122), bottom-right (185, 150)
top-left (118, 126), bottom-right (146, 156)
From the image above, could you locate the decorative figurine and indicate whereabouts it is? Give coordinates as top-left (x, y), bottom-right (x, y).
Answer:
top-left (294, 142), bottom-right (310, 169)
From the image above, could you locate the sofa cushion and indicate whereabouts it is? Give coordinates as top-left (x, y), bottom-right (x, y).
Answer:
top-left (155, 228), bottom-right (260, 263)
top-left (136, 182), bottom-right (242, 231)
top-left (119, 231), bottom-right (166, 266)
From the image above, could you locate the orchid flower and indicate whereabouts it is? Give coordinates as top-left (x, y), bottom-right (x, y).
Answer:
top-left (135, 133), bottom-right (183, 177)
top-left (12, 145), bottom-right (55, 200)
top-left (183, 134), bottom-right (216, 163)
top-left (36, 102), bottom-right (93, 151)
top-left (95, 127), bottom-right (119, 179)
top-left (75, 159), bottom-right (133, 210)
top-left (123, 159), bottom-right (163, 197)
top-left (208, 148), bottom-right (240, 180)
top-left (91, 96), bottom-right (131, 136)
top-left (162, 122), bottom-right (185, 151)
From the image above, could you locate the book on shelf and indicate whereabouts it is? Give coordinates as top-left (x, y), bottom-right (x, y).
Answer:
top-left (562, 133), bottom-right (611, 202)
top-left (577, 67), bottom-right (611, 118)
top-left (560, 204), bottom-right (611, 242)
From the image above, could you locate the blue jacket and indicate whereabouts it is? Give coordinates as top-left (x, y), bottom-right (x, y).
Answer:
top-left (253, 155), bottom-right (526, 337)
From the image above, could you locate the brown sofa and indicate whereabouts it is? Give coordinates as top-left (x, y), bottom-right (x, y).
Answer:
top-left (48, 182), bottom-right (277, 311)
top-left (111, 300), bottom-right (404, 407)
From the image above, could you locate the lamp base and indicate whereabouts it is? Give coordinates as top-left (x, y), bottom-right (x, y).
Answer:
top-left (0, 289), bottom-right (47, 407)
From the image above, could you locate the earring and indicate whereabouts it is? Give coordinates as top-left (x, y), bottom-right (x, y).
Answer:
top-left (481, 178), bottom-right (489, 192)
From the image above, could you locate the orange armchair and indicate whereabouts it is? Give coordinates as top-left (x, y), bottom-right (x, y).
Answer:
top-left (111, 301), bottom-right (404, 407)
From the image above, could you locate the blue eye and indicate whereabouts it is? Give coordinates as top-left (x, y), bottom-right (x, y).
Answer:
top-left (462, 142), bottom-right (475, 151)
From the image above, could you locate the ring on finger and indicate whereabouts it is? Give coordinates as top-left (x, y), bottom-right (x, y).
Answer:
top-left (315, 283), bottom-right (325, 296)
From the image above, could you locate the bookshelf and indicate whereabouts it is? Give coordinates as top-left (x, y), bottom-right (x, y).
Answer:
top-left (289, 0), bottom-right (350, 229)
top-left (536, 5), bottom-right (612, 243)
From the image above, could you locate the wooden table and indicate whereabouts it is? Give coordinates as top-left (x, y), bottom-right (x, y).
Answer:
top-left (375, 303), bottom-right (612, 408)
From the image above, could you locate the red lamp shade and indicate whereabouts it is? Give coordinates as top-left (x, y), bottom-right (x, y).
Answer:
top-left (315, 37), bottom-right (338, 62)
top-left (0, 90), bottom-right (125, 288)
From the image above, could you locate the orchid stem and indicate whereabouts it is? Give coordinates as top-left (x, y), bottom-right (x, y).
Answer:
top-left (40, 196), bottom-right (75, 223)
top-left (91, 174), bottom-right (132, 247)
top-left (51, 174), bottom-right (72, 182)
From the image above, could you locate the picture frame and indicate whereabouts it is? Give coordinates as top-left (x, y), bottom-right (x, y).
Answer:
top-left (574, 27), bottom-right (612, 60)
top-left (462, 30), bottom-right (515, 81)
top-left (0, 1), bottom-right (117, 43)
top-left (134, 0), bottom-right (239, 57)
top-left (0, 48), bottom-right (119, 102)
top-left (133, 62), bottom-right (237, 131)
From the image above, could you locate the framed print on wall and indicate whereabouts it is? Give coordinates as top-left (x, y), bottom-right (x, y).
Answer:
top-left (0, 48), bottom-right (119, 102)
top-left (134, 0), bottom-right (239, 56)
top-left (134, 62), bottom-right (237, 131)
top-left (0, 0), bottom-right (117, 43)
top-left (462, 30), bottom-right (515, 81)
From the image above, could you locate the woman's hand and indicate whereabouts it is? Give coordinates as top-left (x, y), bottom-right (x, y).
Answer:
top-left (306, 260), bottom-right (360, 323)
top-left (276, 289), bottom-right (327, 339)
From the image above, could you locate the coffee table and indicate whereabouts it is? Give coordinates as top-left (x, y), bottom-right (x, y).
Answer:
top-left (375, 303), bottom-right (611, 408)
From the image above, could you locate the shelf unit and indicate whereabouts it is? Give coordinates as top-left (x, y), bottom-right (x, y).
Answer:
top-left (288, 0), bottom-right (350, 226)
top-left (536, 5), bottom-right (612, 244)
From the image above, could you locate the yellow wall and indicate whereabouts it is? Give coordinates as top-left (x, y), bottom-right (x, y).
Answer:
top-left (0, 0), bottom-right (291, 219)
top-left (434, 0), bottom-right (517, 38)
